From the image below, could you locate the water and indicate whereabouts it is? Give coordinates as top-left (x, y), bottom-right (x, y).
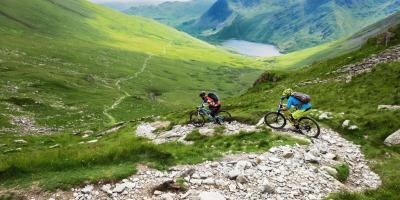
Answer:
top-left (221, 39), bottom-right (283, 57)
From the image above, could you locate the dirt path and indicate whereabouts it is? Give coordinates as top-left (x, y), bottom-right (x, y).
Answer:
top-left (102, 42), bottom-right (172, 124)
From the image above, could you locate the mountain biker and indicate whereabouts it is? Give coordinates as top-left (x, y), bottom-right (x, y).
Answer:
top-left (281, 88), bottom-right (312, 128)
top-left (199, 91), bottom-right (221, 119)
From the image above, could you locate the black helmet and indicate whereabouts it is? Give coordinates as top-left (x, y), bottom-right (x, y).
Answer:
top-left (199, 91), bottom-right (206, 97)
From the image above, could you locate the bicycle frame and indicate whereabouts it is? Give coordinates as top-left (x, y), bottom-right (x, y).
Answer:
top-left (197, 104), bottom-right (222, 122)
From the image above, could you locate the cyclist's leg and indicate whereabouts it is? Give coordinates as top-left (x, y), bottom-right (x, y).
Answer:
top-left (209, 105), bottom-right (219, 118)
top-left (292, 109), bottom-right (310, 119)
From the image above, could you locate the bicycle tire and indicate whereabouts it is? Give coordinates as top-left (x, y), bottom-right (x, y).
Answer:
top-left (264, 112), bottom-right (286, 129)
top-left (298, 117), bottom-right (320, 138)
top-left (189, 111), bottom-right (206, 127)
top-left (217, 111), bottom-right (232, 125)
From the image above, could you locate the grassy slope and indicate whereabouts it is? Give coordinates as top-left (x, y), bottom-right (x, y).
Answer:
top-left (0, 0), bottom-right (262, 133)
top-left (223, 25), bottom-right (400, 199)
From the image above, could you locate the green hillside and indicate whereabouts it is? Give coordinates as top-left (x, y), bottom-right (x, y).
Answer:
top-left (124, 0), bottom-right (215, 27)
top-left (220, 24), bottom-right (400, 200)
top-left (182, 0), bottom-right (400, 52)
top-left (0, 0), bottom-right (262, 134)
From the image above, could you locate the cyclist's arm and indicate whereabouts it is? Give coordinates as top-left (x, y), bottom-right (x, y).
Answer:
top-left (286, 97), bottom-right (293, 109)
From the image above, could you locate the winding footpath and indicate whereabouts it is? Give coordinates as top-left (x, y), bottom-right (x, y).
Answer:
top-left (35, 122), bottom-right (381, 200)
top-left (103, 41), bottom-right (172, 124)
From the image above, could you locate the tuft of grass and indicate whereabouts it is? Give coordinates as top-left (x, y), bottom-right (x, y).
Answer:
top-left (334, 163), bottom-right (350, 182)
top-left (184, 130), bottom-right (206, 141)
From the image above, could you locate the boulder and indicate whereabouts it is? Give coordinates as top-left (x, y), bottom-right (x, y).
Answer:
top-left (81, 185), bottom-right (94, 194)
top-left (228, 169), bottom-right (240, 180)
top-left (198, 192), bottom-right (226, 200)
top-left (282, 150), bottom-right (294, 158)
top-left (378, 105), bottom-right (400, 111)
top-left (304, 153), bottom-right (319, 163)
top-left (259, 182), bottom-right (275, 194)
top-left (319, 113), bottom-right (332, 120)
top-left (342, 120), bottom-right (350, 128)
top-left (236, 175), bottom-right (248, 184)
top-left (321, 166), bottom-right (338, 177)
top-left (87, 139), bottom-right (98, 144)
top-left (349, 125), bottom-right (359, 130)
top-left (14, 139), bottom-right (27, 144)
top-left (151, 121), bottom-right (171, 130)
top-left (384, 129), bottom-right (400, 146)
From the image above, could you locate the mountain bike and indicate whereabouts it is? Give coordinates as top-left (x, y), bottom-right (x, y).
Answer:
top-left (189, 104), bottom-right (232, 127)
top-left (263, 99), bottom-right (320, 138)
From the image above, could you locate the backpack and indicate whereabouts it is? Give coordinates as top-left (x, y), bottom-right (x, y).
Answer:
top-left (292, 92), bottom-right (311, 103)
top-left (208, 92), bottom-right (219, 103)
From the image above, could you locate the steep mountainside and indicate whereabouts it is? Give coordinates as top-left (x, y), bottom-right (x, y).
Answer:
top-left (0, 0), bottom-right (262, 134)
top-left (224, 21), bottom-right (400, 200)
top-left (124, 0), bottom-right (216, 27)
top-left (182, 0), bottom-right (400, 52)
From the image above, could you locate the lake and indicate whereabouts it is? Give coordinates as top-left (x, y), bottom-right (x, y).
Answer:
top-left (221, 39), bottom-right (283, 57)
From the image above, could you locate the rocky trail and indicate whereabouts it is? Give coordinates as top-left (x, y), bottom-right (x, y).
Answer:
top-left (297, 45), bottom-right (400, 87)
top-left (34, 121), bottom-right (381, 200)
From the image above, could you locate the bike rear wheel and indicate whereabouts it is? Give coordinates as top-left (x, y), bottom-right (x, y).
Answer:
top-left (264, 112), bottom-right (286, 129)
top-left (216, 111), bottom-right (232, 125)
top-left (298, 117), bottom-right (320, 138)
top-left (189, 111), bottom-right (206, 127)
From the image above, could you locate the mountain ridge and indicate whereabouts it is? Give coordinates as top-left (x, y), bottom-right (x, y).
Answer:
top-left (182, 0), bottom-right (400, 52)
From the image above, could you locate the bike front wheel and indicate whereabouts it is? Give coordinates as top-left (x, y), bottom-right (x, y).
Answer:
top-left (216, 111), bottom-right (232, 125)
top-left (189, 111), bottom-right (206, 127)
top-left (298, 117), bottom-right (320, 138)
top-left (264, 112), bottom-right (286, 129)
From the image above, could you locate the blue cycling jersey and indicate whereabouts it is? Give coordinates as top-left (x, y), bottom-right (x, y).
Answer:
top-left (287, 96), bottom-right (312, 110)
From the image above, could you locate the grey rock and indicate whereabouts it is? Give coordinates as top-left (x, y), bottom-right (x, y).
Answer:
top-left (349, 125), bottom-right (359, 130)
top-left (81, 185), bottom-right (93, 194)
top-left (49, 144), bottom-right (60, 149)
top-left (305, 153), bottom-right (319, 163)
top-left (228, 169), bottom-right (240, 180)
top-left (14, 139), bottom-right (27, 144)
top-left (259, 183), bottom-right (275, 194)
top-left (384, 129), bottom-right (400, 146)
top-left (282, 150), bottom-right (294, 158)
top-left (342, 120), bottom-right (350, 127)
top-left (321, 166), bottom-right (338, 177)
top-left (202, 178), bottom-right (215, 185)
top-left (269, 157), bottom-right (281, 163)
top-left (87, 139), bottom-right (98, 144)
top-left (198, 192), bottom-right (226, 200)
top-left (236, 175), bottom-right (248, 184)
top-left (378, 105), bottom-right (400, 111)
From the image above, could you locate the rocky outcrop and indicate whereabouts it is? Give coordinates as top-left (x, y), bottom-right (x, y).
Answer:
top-left (384, 129), bottom-right (400, 146)
top-left (297, 45), bottom-right (400, 87)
